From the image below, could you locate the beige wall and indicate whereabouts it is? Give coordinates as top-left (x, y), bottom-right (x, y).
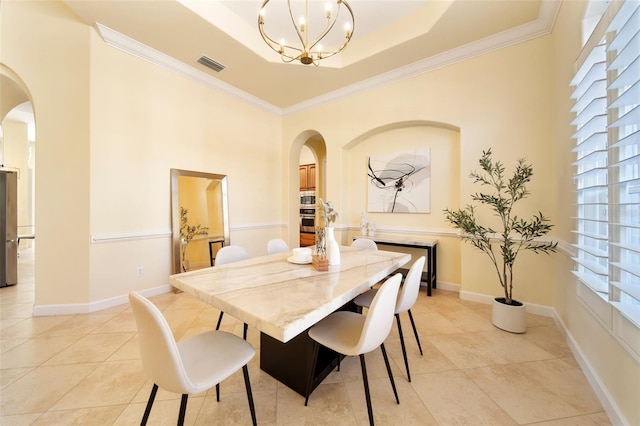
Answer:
top-left (283, 34), bottom-right (558, 304)
top-left (1, 1), bottom-right (284, 306)
top-left (86, 16), bottom-right (283, 301)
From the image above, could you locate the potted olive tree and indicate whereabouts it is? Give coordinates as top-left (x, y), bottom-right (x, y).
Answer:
top-left (444, 149), bottom-right (557, 333)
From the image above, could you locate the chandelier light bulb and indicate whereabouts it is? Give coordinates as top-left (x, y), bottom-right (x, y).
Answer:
top-left (344, 22), bottom-right (351, 38)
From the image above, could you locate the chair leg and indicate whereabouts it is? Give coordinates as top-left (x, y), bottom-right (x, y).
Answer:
top-left (141, 383), bottom-right (158, 425)
top-left (216, 322), bottom-right (249, 402)
top-left (216, 311), bottom-right (224, 330)
top-left (304, 340), bottom-right (320, 406)
top-left (407, 309), bottom-right (423, 356)
top-left (177, 394), bottom-right (188, 426)
top-left (380, 343), bottom-right (399, 404)
top-left (242, 365), bottom-right (257, 426)
top-left (395, 313), bottom-right (411, 382)
top-left (359, 354), bottom-right (375, 426)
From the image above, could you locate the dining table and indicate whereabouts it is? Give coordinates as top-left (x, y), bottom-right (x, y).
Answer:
top-left (169, 245), bottom-right (410, 396)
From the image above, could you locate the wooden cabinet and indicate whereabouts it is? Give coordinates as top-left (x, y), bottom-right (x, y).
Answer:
top-left (299, 164), bottom-right (316, 190)
top-left (300, 232), bottom-right (315, 247)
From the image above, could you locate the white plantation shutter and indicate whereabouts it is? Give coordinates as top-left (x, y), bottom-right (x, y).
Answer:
top-left (607, 1), bottom-right (640, 329)
top-left (571, 41), bottom-right (609, 295)
top-left (571, 0), bottom-right (640, 357)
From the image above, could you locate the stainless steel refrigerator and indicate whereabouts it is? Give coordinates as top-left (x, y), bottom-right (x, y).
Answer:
top-left (1, 170), bottom-right (18, 287)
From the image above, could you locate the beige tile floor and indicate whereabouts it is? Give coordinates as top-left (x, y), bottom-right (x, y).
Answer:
top-left (1, 247), bottom-right (611, 425)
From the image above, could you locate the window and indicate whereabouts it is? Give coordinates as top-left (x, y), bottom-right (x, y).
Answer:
top-left (571, 0), bottom-right (640, 358)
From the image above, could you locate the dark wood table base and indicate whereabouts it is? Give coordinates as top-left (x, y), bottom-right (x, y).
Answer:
top-left (259, 301), bottom-right (356, 397)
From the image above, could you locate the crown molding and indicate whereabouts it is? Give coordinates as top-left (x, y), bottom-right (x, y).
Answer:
top-left (95, 1), bottom-right (560, 117)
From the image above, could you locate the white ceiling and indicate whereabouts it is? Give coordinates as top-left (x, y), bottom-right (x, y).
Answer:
top-left (62, 0), bottom-right (557, 112)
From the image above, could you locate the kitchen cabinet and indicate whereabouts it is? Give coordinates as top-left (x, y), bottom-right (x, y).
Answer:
top-left (299, 164), bottom-right (315, 190)
top-left (300, 232), bottom-right (315, 247)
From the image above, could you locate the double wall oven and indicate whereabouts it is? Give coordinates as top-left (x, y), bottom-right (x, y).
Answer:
top-left (300, 190), bottom-right (316, 233)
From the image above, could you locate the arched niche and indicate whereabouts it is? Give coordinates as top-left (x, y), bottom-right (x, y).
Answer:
top-left (342, 120), bottom-right (461, 230)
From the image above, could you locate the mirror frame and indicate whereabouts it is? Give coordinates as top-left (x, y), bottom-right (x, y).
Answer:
top-left (170, 168), bottom-right (230, 274)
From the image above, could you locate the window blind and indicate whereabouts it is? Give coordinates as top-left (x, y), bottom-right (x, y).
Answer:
top-left (571, 42), bottom-right (609, 295)
top-left (571, 0), bottom-right (640, 356)
top-left (607, 0), bottom-right (640, 327)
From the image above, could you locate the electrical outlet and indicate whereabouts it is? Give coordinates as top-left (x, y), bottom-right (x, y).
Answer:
top-left (136, 266), bottom-right (144, 277)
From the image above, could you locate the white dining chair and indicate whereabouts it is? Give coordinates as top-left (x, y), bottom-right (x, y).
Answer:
top-left (354, 256), bottom-right (426, 382)
top-left (267, 238), bottom-right (289, 255)
top-left (305, 273), bottom-right (403, 426)
top-left (129, 292), bottom-right (257, 426)
top-left (351, 238), bottom-right (378, 250)
top-left (215, 245), bottom-right (250, 266)
top-left (214, 245), bottom-right (250, 339)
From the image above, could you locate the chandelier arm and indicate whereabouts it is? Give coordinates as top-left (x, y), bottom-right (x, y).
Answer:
top-left (261, 27), bottom-right (303, 56)
top-left (259, 17), bottom-right (304, 62)
top-left (307, 14), bottom-right (335, 52)
top-left (288, 0), bottom-right (308, 53)
top-left (258, 0), bottom-right (304, 62)
top-left (281, 55), bottom-right (301, 64)
top-left (308, 1), bottom-right (354, 57)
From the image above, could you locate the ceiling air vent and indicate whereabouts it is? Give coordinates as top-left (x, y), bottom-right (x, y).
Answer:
top-left (197, 55), bottom-right (225, 72)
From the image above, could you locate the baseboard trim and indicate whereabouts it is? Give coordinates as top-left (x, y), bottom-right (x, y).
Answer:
top-left (32, 284), bottom-right (172, 316)
top-left (423, 280), bottom-right (460, 293)
top-left (459, 290), bottom-right (556, 316)
top-left (551, 310), bottom-right (628, 426)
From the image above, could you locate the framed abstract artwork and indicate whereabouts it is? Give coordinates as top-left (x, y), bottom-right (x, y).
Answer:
top-left (367, 148), bottom-right (430, 213)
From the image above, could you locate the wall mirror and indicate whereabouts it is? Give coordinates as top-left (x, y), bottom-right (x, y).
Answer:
top-left (170, 169), bottom-right (230, 274)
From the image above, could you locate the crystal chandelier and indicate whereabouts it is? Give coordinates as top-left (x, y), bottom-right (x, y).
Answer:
top-left (258, 0), bottom-right (355, 66)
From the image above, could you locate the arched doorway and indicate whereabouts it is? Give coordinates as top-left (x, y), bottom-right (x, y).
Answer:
top-left (1, 68), bottom-right (36, 289)
top-left (288, 131), bottom-right (327, 248)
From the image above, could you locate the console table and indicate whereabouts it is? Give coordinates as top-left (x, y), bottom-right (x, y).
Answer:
top-left (353, 235), bottom-right (438, 296)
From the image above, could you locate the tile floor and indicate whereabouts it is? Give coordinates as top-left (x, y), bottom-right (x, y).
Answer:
top-left (1, 247), bottom-right (611, 425)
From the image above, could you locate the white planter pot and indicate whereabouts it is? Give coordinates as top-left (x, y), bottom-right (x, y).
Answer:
top-left (491, 297), bottom-right (526, 333)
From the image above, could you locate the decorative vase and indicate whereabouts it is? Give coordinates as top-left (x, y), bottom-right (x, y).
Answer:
top-left (367, 222), bottom-right (376, 237)
top-left (360, 212), bottom-right (368, 236)
top-left (491, 297), bottom-right (526, 333)
top-left (326, 226), bottom-right (340, 266)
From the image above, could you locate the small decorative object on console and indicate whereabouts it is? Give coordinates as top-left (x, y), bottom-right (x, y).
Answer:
top-left (360, 212), bottom-right (368, 236)
top-left (318, 199), bottom-right (340, 266)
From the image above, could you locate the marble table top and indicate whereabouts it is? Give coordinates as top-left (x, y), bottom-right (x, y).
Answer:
top-left (169, 246), bottom-right (410, 343)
